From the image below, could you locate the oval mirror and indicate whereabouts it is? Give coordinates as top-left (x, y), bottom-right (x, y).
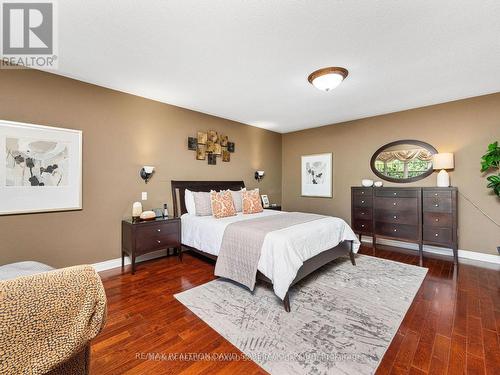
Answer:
top-left (370, 140), bottom-right (438, 183)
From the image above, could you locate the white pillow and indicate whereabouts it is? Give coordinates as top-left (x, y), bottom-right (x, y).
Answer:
top-left (184, 189), bottom-right (196, 215)
top-left (227, 188), bottom-right (246, 212)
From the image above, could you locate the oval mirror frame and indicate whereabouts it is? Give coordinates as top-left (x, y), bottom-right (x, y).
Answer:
top-left (370, 140), bottom-right (438, 183)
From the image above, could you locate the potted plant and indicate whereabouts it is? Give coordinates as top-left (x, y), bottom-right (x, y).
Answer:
top-left (481, 141), bottom-right (500, 197)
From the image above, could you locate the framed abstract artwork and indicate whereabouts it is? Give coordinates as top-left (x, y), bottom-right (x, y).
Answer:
top-left (0, 120), bottom-right (82, 215)
top-left (301, 153), bottom-right (333, 197)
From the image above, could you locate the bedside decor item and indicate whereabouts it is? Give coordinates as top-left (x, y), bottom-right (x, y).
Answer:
top-left (301, 153), bottom-right (332, 197)
top-left (374, 181), bottom-right (383, 187)
top-left (0, 120), bottom-right (82, 215)
top-left (261, 194), bottom-right (270, 208)
top-left (371, 140), bottom-right (437, 183)
top-left (255, 170), bottom-right (265, 181)
top-left (163, 203), bottom-right (169, 217)
top-left (480, 141), bottom-right (500, 197)
top-left (132, 202), bottom-right (142, 222)
top-left (188, 130), bottom-right (235, 164)
top-left (139, 166), bottom-right (155, 184)
top-left (432, 153), bottom-right (454, 187)
top-left (139, 210), bottom-right (156, 221)
top-left (122, 217), bottom-right (181, 274)
top-left (361, 179), bottom-right (374, 187)
top-left (153, 208), bottom-right (163, 218)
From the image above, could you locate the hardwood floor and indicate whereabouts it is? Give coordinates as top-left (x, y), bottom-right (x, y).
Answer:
top-left (91, 245), bottom-right (500, 374)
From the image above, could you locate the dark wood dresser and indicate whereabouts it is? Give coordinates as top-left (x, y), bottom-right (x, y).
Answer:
top-left (351, 187), bottom-right (458, 265)
top-left (122, 217), bottom-right (181, 274)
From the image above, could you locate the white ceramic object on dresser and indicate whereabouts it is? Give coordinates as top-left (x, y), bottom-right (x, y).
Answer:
top-left (361, 179), bottom-right (374, 187)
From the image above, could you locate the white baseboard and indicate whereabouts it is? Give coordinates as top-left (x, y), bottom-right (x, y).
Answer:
top-left (360, 236), bottom-right (500, 265)
top-left (92, 249), bottom-right (169, 272)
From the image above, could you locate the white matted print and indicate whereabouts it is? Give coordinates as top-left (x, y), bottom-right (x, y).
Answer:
top-left (301, 153), bottom-right (332, 197)
top-left (0, 120), bottom-right (82, 215)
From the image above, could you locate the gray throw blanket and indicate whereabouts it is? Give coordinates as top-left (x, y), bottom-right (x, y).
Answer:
top-left (214, 212), bottom-right (326, 291)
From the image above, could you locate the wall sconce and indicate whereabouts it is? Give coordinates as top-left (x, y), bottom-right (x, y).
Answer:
top-left (140, 166), bottom-right (155, 184)
top-left (254, 170), bottom-right (265, 182)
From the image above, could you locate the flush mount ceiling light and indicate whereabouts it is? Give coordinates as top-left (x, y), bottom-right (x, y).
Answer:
top-left (308, 67), bottom-right (349, 92)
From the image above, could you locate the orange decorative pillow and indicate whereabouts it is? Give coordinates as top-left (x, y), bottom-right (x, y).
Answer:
top-left (242, 189), bottom-right (263, 214)
top-left (210, 190), bottom-right (237, 219)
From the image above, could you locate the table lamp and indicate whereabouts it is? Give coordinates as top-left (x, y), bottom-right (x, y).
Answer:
top-left (432, 153), bottom-right (454, 187)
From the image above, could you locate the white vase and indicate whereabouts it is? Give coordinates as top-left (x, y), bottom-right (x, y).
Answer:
top-left (436, 169), bottom-right (450, 187)
top-left (361, 179), bottom-right (374, 187)
top-left (374, 181), bottom-right (383, 187)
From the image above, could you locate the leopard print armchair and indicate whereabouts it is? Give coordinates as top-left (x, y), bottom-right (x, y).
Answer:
top-left (0, 264), bottom-right (107, 374)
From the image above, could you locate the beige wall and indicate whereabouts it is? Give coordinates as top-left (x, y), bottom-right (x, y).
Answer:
top-left (0, 69), bottom-right (282, 267)
top-left (283, 93), bottom-right (500, 255)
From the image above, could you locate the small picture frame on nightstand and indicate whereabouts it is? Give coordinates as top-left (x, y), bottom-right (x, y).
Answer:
top-left (261, 194), bottom-right (270, 208)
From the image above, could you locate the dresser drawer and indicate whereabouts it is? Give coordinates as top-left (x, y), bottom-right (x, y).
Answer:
top-left (353, 188), bottom-right (372, 197)
top-left (353, 219), bottom-right (372, 233)
top-left (353, 207), bottom-right (372, 219)
top-left (375, 189), bottom-right (418, 198)
top-left (423, 226), bottom-right (452, 245)
top-left (423, 190), bottom-right (452, 199)
top-left (375, 222), bottom-right (419, 241)
top-left (423, 197), bottom-right (452, 213)
top-left (374, 197), bottom-right (418, 211)
top-left (423, 212), bottom-right (453, 227)
top-left (353, 195), bottom-right (373, 208)
top-left (374, 209), bottom-right (418, 225)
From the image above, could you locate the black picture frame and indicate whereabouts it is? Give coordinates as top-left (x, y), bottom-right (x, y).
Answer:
top-left (188, 137), bottom-right (197, 150)
top-left (208, 154), bottom-right (217, 165)
top-left (227, 142), bottom-right (235, 153)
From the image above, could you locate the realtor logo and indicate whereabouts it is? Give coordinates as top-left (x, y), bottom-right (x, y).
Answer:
top-left (1, 1), bottom-right (58, 69)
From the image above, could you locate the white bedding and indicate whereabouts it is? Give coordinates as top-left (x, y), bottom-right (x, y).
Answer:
top-left (181, 210), bottom-right (361, 299)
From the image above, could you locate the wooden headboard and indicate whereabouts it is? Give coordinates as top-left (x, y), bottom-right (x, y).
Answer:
top-left (171, 180), bottom-right (245, 217)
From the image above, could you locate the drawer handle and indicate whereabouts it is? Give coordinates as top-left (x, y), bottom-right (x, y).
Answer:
top-left (393, 229), bottom-right (397, 232)
top-left (157, 240), bottom-right (161, 244)
top-left (157, 229), bottom-right (161, 232)
top-left (361, 200), bottom-right (365, 204)
top-left (361, 212), bottom-right (365, 215)
top-left (361, 224), bottom-right (365, 228)
top-left (393, 192), bottom-right (397, 196)
top-left (435, 233), bottom-right (439, 237)
top-left (361, 191), bottom-right (364, 195)
top-left (435, 218), bottom-right (439, 222)
top-left (393, 215), bottom-right (397, 219)
top-left (435, 204), bottom-right (439, 207)
top-left (393, 202), bottom-right (397, 206)
top-left (434, 193), bottom-right (438, 196)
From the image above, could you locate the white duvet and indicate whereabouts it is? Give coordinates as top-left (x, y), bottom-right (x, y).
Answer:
top-left (181, 210), bottom-right (360, 299)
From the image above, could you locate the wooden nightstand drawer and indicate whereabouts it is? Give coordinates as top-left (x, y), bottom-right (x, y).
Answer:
top-left (375, 189), bottom-right (418, 198)
top-left (423, 190), bottom-right (452, 199)
top-left (374, 209), bottom-right (418, 225)
top-left (353, 207), bottom-right (372, 220)
top-left (353, 188), bottom-right (372, 197)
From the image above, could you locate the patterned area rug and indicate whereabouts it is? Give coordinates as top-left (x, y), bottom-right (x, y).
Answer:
top-left (175, 255), bottom-right (427, 375)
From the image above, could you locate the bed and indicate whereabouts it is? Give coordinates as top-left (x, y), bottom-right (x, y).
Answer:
top-left (172, 180), bottom-right (360, 312)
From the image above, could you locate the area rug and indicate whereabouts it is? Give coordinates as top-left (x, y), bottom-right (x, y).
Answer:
top-left (174, 255), bottom-right (427, 375)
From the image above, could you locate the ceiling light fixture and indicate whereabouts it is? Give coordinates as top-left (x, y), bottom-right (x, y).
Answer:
top-left (308, 67), bottom-right (348, 92)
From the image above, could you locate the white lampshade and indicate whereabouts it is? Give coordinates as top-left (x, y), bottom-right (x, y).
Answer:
top-left (432, 153), bottom-right (454, 170)
top-left (143, 166), bottom-right (154, 173)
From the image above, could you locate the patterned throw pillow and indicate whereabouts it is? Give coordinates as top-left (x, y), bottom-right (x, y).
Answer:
top-left (210, 190), bottom-right (237, 219)
top-left (193, 191), bottom-right (212, 216)
top-left (242, 189), bottom-right (263, 214)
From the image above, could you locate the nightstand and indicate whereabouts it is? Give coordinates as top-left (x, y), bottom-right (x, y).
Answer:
top-left (266, 205), bottom-right (282, 211)
top-left (121, 217), bottom-right (181, 274)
